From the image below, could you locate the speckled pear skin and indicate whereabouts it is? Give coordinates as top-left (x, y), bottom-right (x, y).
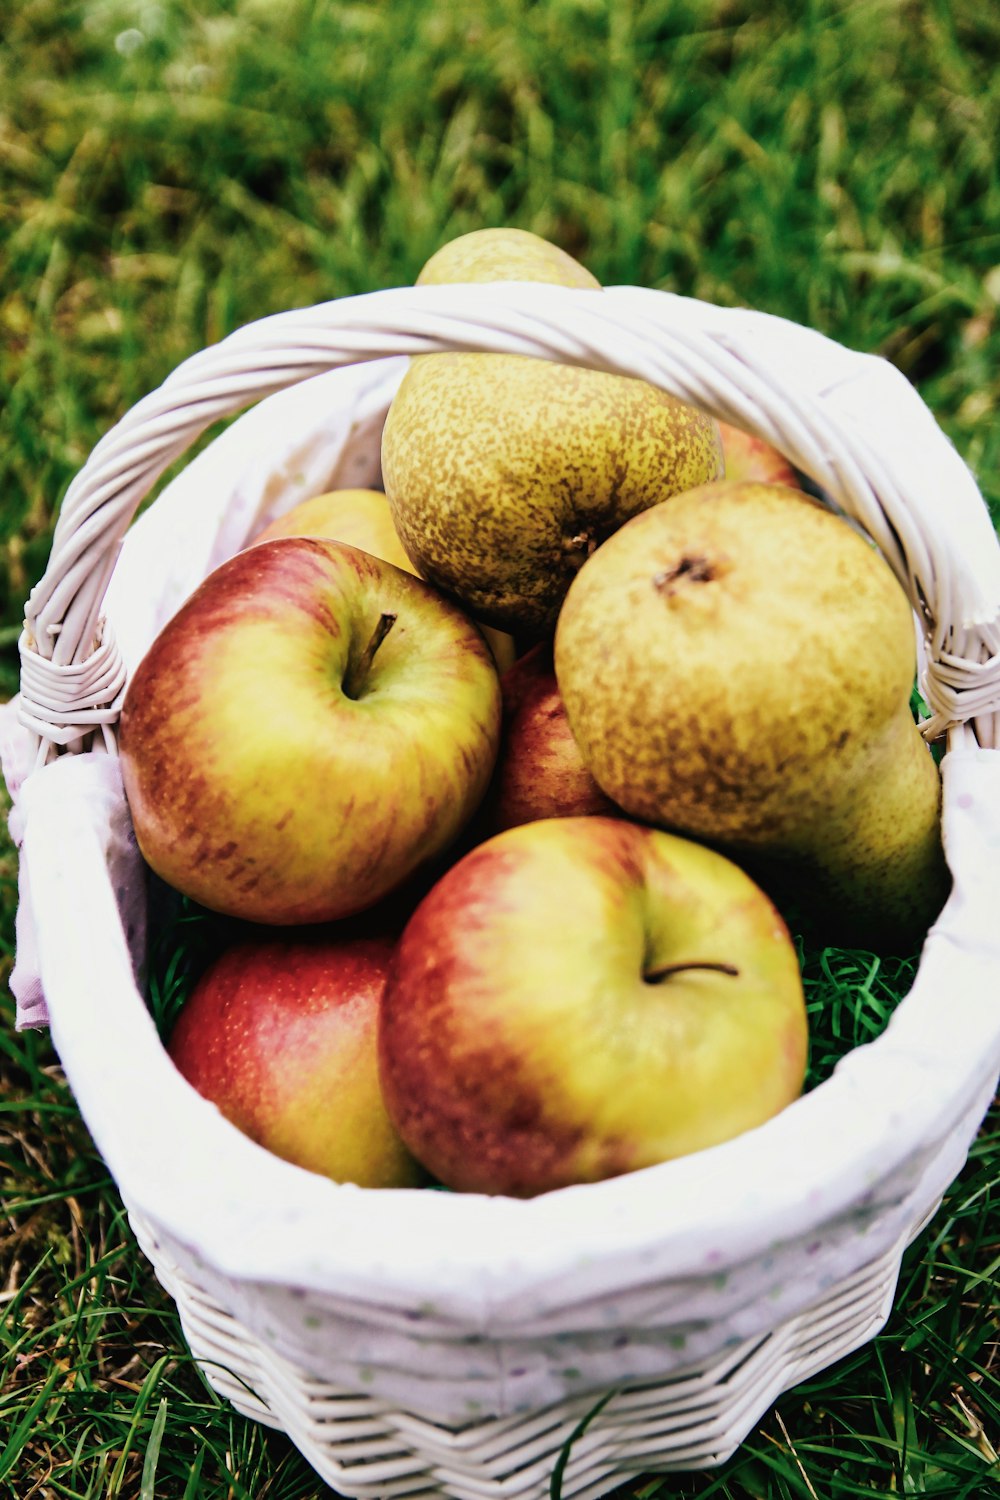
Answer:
top-left (383, 355), bottom-right (723, 637)
top-left (553, 481), bottom-right (949, 951)
top-left (382, 229), bottom-right (723, 637)
top-left (416, 227), bottom-right (602, 289)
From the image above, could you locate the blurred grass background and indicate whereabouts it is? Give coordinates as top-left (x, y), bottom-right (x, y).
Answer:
top-left (1, 0), bottom-right (998, 1496)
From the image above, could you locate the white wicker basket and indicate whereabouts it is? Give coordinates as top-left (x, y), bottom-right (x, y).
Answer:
top-left (10, 282), bottom-right (1000, 1499)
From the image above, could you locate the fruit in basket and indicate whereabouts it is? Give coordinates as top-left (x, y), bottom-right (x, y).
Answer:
top-left (169, 930), bottom-right (425, 1188)
top-left (381, 231), bottom-right (723, 637)
top-left (382, 354), bottom-right (723, 640)
top-left (378, 816), bottom-right (808, 1197)
top-left (487, 642), bottom-right (615, 830)
top-left (717, 419), bottom-right (800, 488)
top-left (119, 537), bottom-right (502, 924)
top-left (554, 480), bottom-right (949, 950)
top-left (252, 488), bottom-right (416, 565)
top-left (250, 487), bottom-right (516, 671)
top-left (417, 227), bottom-right (603, 290)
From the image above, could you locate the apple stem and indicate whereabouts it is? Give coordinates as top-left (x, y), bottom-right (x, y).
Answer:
top-left (344, 612), bottom-right (397, 698)
top-left (644, 960), bottom-right (741, 983)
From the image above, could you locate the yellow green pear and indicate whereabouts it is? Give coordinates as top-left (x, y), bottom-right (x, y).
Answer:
top-left (417, 227), bottom-right (602, 289)
top-left (382, 229), bottom-right (723, 637)
top-left (553, 480), bottom-right (950, 952)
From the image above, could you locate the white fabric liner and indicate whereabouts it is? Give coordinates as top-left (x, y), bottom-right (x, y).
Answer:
top-left (4, 352), bottom-right (1000, 1421)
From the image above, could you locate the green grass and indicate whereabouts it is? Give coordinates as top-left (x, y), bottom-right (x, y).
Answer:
top-left (2, 0), bottom-right (999, 1496)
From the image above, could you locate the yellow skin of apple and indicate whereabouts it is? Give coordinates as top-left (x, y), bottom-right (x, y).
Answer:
top-left (251, 488), bottom-right (516, 671)
top-left (382, 229), bottom-right (723, 637)
top-left (379, 816), bottom-right (808, 1197)
top-left (169, 934), bottom-right (425, 1189)
top-left (119, 537), bottom-right (502, 925)
top-left (553, 481), bottom-right (949, 951)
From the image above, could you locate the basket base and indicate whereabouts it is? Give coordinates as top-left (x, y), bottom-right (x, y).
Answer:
top-left (129, 1202), bottom-right (938, 1500)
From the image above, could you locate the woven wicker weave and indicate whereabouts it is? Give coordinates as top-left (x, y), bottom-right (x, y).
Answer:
top-left (13, 283), bottom-right (1000, 1498)
top-left (127, 1195), bottom-right (939, 1499)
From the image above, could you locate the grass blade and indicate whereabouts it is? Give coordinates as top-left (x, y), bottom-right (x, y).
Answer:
top-left (140, 1396), bottom-right (169, 1500)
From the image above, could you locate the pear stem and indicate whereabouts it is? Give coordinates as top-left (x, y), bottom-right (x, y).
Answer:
top-left (344, 611), bottom-right (397, 699)
top-left (644, 959), bottom-right (741, 983)
top-left (652, 554), bottom-right (716, 594)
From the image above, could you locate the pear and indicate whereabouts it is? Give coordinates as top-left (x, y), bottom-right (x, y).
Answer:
top-left (417, 226), bottom-right (602, 290)
top-left (381, 229), bottom-right (723, 638)
top-left (553, 480), bottom-right (950, 952)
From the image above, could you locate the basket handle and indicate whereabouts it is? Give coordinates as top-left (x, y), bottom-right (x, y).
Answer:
top-left (19, 282), bottom-right (1000, 764)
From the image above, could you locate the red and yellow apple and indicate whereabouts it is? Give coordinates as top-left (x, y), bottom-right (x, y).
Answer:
top-left (119, 537), bottom-right (502, 924)
top-left (378, 816), bottom-right (808, 1197)
top-left (489, 642), bottom-right (615, 830)
top-left (717, 419), bottom-right (800, 487)
top-left (169, 929), bottom-right (424, 1188)
top-left (251, 488), bottom-right (516, 672)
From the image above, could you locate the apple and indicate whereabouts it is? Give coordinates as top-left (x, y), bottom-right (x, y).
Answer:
top-left (488, 642), bottom-right (615, 831)
top-left (717, 419), bottom-right (800, 488)
top-left (169, 928), bottom-right (425, 1188)
top-left (250, 488), bottom-right (517, 672)
top-left (119, 537), bottom-right (502, 924)
top-left (378, 816), bottom-right (808, 1197)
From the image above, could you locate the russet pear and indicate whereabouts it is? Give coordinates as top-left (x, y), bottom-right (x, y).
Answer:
top-left (554, 480), bottom-right (949, 951)
top-left (381, 229), bottom-right (723, 637)
top-left (417, 227), bottom-right (602, 290)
